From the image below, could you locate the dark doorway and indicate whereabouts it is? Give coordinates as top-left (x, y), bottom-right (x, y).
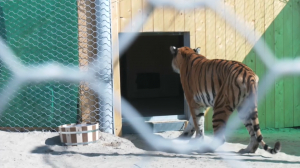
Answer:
top-left (119, 32), bottom-right (188, 118)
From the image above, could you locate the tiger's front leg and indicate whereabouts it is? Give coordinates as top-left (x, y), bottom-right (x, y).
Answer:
top-left (179, 108), bottom-right (206, 139)
top-left (179, 115), bottom-right (196, 138)
top-left (195, 108), bottom-right (206, 139)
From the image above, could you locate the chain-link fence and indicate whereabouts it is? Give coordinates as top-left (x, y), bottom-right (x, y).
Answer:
top-left (0, 0), bottom-right (113, 133)
top-left (1, 0), bottom-right (300, 167)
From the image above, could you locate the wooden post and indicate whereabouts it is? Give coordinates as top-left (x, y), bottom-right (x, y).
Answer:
top-left (111, 0), bottom-right (122, 136)
top-left (77, 0), bottom-right (98, 123)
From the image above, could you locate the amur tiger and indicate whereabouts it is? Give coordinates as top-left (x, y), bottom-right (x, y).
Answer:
top-left (170, 46), bottom-right (281, 154)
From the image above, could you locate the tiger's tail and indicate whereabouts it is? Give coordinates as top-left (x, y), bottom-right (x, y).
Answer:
top-left (249, 77), bottom-right (281, 154)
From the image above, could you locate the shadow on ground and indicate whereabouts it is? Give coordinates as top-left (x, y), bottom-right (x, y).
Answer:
top-left (123, 128), bottom-right (300, 157)
top-left (30, 144), bottom-right (300, 165)
top-left (31, 128), bottom-right (300, 166)
top-left (45, 135), bottom-right (64, 146)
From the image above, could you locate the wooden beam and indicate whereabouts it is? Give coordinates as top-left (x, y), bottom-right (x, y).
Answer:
top-left (111, 0), bottom-right (122, 136)
top-left (77, 0), bottom-right (98, 123)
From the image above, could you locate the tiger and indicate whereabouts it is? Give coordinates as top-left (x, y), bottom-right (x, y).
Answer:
top-left (170, 46), bottom-right (281, 154)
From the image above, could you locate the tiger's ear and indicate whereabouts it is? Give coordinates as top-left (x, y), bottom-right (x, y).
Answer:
top-left (170, 46), bottom-right (177, 54)
top-left (194, 47), bottom-right (201, 54)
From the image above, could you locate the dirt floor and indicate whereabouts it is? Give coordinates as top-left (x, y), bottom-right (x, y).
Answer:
top-left (1, 128), bottom-right (300, 168)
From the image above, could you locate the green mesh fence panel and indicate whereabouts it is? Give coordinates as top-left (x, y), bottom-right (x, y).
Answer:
top-left (0, 0), bottom-right (78, 128)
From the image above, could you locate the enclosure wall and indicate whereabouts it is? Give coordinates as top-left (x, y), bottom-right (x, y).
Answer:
top-left (112, 0), bottom-right (300, 131)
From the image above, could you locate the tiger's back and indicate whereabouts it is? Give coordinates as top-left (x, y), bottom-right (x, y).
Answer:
top-left (170, 46), bottom-right (280, 154)
top-left (180, 54), bottom-right (258, 110)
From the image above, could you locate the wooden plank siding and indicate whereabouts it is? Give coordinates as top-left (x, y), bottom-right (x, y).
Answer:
top-left (142, 0), bottom-right (153, 32)
top-left (224, 0), bottom-right (236, 61)
top-left (216, 2), bottom-right (226, 60)
top-left (283, 1), bottom-right (293, 128)
top-left (119, 0), bottom-right (132, 32)
top-left (175, 8), bottom-right (185, 32)
top-left (274, 0), bottom-right (285, 128)
top-left (254, 0), bottom-right (266, 129)
top-left (185, 1), bottom-right (196, 48)
top-left (244, 0), bottom-right (256, 71)
top-left (293, 0), bottom-right (300, 127)
top-left (112, 0), bottom-right (298, 134)
top-left (235, 0), bottom-right (245, 62)
top-left (153, 7), bottom-right (164, 31)
top-left (164, 7), bottom-right (175, 32)
top-left (131, 0), bottom-right (142, 32)
top-left (264, 0), bottom-right (276, 129)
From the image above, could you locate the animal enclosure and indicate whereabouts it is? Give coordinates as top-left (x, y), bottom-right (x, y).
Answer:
top-left (112, 0), bottom-right (300, 134)
top-left (2, 0), bottom-right (300, 167)
top-left (0, 0), bottom-right (299, 136)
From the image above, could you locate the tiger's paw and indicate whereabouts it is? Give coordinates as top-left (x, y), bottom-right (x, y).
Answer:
top-left (178, 134), bottom-right (192, 139)
top-left (238, 148), bottom-right (256, 154)
top-left (178, 130), bottom-right (195, 139)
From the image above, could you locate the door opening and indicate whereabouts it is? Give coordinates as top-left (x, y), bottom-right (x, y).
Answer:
top-left (119, 32), bottom-right (190, 133)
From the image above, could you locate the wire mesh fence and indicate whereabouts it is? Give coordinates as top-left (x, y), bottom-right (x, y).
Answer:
top-left (0, 0), bottom-right (113, 133)
top-left (1, 0), bottom-right (300, 167)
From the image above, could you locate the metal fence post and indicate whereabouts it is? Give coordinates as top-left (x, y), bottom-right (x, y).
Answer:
top-left (95, 0), bottom-right (113, 134)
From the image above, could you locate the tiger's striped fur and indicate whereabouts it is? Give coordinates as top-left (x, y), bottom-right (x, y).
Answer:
top-left (170, 46), bottom-right (281, 154)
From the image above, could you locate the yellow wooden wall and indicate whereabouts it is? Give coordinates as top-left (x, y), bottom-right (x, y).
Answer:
top-left (116, 0), bottom-right (286, 59)
top-left (112, 0), bottom-right (289, 134)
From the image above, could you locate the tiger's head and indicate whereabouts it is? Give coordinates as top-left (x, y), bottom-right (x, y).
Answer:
top-left (169, 46), bottom-right (201, 74)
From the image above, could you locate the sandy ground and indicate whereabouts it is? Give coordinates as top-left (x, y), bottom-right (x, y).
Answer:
top-left (1, 128), bottom-right (300, 168)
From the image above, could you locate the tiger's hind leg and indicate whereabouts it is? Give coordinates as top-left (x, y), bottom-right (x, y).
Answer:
top-left (237, 102), bottom-right (259, 153)
top-left (238, 81), bottom-right (281, 154)
top-left (203, 97), bottom-right (234, 152)
top-left (209, 107), bottom-right (233, 151)
top-left (239, 119), bottom-right (259, 153)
